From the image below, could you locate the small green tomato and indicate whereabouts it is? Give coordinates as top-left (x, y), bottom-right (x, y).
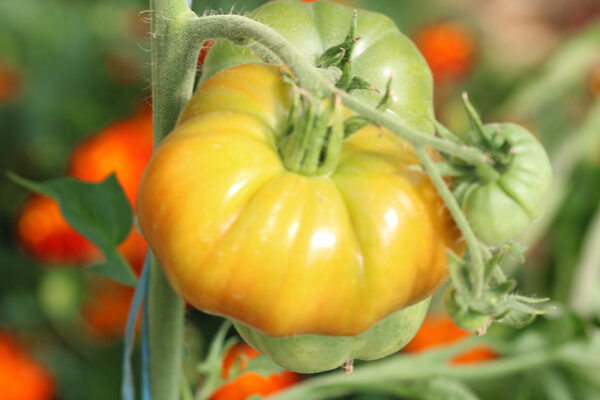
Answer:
top-left (461, 123), bottom-right (552, 245)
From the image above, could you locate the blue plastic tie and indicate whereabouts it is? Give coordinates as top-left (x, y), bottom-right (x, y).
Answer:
top-left (141, 260), bottom-right (151, 400)
top-left (121, 251), bottom-right (151, 400)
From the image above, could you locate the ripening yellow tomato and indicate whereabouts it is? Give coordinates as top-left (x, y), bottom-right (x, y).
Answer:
top-left (137, 64), bottom-right (462, 337)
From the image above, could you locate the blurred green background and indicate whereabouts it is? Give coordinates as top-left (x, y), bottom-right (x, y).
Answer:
top-left (1, 0), bottom-right (599, 399)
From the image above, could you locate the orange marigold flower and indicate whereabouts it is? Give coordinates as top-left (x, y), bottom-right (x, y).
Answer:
top-left (210, 343), bottom-right (301, 400)
top-left (68, 104), bottom-right (153, 206)
top-left (414, 22), bottom-right (475, 85)
top-left (404, 314), bottom-right (497, 364)
top-left (0, 332), bottom-right (54, 400)
top-left (16, 195), bottom-right (99, 264)
top-left (0, 61), bottom-right (22, 103)
top-left (16, 104), bottom-right (152, 268)
top-left (81, 279), bottom-right (136, 339)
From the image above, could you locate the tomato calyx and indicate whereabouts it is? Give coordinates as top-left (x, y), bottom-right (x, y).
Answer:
top-left (278, 85), bottom-right (345, 176)
top-left (277, 72), bottom-right (393, 176)
top-left (278, 12), bottom-right (392, 177)
top-left (446, 245), bottom-right (554, 333)
top-left (315, 9), bottom-right (376, 94)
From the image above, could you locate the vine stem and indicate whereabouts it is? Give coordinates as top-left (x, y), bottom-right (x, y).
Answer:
top-left (185, 15), bottom-right (487, 164)
top-left (415, 146), bottom-right (485, 297)
top-left (269, 339), bottom-right (561, 400)
top-left (149, 1), bottom-right (198, 399)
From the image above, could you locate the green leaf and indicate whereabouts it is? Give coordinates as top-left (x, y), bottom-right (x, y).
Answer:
top-left (7, 172), bottom-right (136, 286)
top-left (195, 321), bottom-right (234, 400)
top-left (89, 251), bottom-right (137, 287)
top-left (197, 320), bottom-right (233, 374)
top-left (488, 279), bottom-right (517, 297)
top-left (347, 76), bottom-right (374, 93)
top-left (344, 117), bottom-right (371, 137)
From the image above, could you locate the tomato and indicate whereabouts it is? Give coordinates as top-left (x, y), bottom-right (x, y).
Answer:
top-left (0, 332), bottom-right (54, 400)
top-left (210, 343), bottom-right (300, 400)
top-left (234, 297), bottom-right (429, 373)
top-left (202, 0), bottom-right (434, 135)
top-left (459, 123), bottom-right (552, 245)
top-left (404, 313), bottom-right (497, 364)
top-left (138, 63), bottom-right (461, 338)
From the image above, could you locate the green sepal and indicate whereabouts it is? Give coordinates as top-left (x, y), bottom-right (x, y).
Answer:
top-left (376, 75), bottom-right (394, 110)
top-left (347, 76), bottom-right (375, 93)
top-left (243, 355), bottom-right (285, 378)
top-left (462, 92), bottom-right (495, 148)
top-left (8, 172), bottom-right (137, 286)
top-left (488, 279), bottom-right (518, 297)
top-left (498, 308), bottom-right (538, 329)
top-left (447, 250), bottom-right (472, 293)
top-left (504, 242), bottom-right (528, 264)
top-left (433, 119), bottom-right (465, 144)
top-left (197, 320), bottom-right (234, 375)
top-left (343, 116), bottom-right (371, 137)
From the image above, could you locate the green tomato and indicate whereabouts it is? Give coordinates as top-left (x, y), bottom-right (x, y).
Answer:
top-left (462, 123), bottom-right (552, 245)
top-left (202, 0), bottom-right (434, 134)
top-left (233, 297), bottom-right (430, 373)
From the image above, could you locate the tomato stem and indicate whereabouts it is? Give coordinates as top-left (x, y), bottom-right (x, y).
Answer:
top-left (301, 101), bottom-right (334, 175)
top-left (416, 146), bottom-right (486, 299)
top-left (268, 336), bottom-right (565, 400)
top-left (148, 0), bottom-right (196, 399)
top-left (279, 91), bottom-right (343, 176)
top-left (316, 95), bottom-right (345, 175)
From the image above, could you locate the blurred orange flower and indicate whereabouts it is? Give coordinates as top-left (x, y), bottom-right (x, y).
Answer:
top-left (0, 332), bottom-right (54, 400)
top-left (404, 314), bottom-right (497, 364)
top-left (81, 279), bottom-right (136, 339)
top-left (210, 343), bottom-right (301, 400)
top-left (16, 104), bottom-right (152, 340)
top-left (16, 103), bottom-right (152, 269)
top-left (0, 62), bottom-right (22, 103)
top-left (414, 22), bottom-right (476, 85)
top-left (589, 62), bottom-right (600, 98)
top-left (67, 103), bottom-right (153, 205)
top-left (17, 195), bottom-right (98, 264)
